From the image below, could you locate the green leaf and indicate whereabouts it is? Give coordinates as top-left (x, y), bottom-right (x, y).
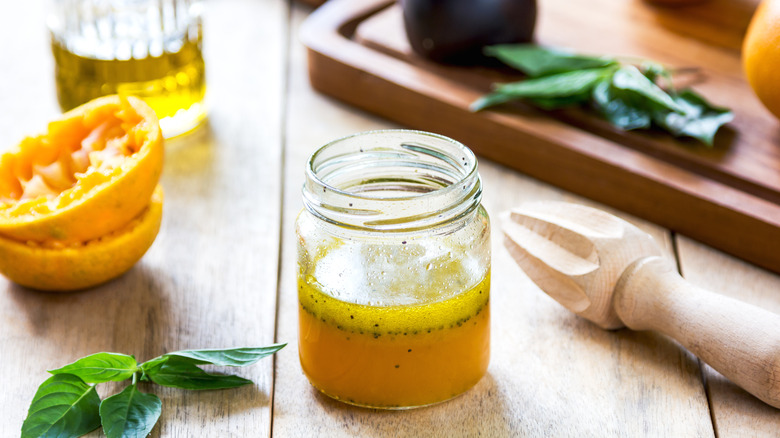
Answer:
top-left (611, 65), bottom-right (684, 113)
top-left (471, 68), bottom-right (612, 111)
top-left (162, 344), bottom-right (287, 367)
top-left (144, 357), bottom-right (254, 390)
top-left (485, 44), bottom-right (617, 77)
top-left (138, 356), bottom-right (168, 382)
top-left (49, 353), bottom-right (139, 384)
top-left (470, 92), bottom-right (517, 111)
top-left (21, 374), bottom-right (101, 438)
top-left (495, 68), bottom-right (614, 98)
top-left (472, 91), bottom-right (595, 112)
top-left (652, 89), bottom-right (734, 146)
top-left (639, 61), bottom-right (672, 87)
top-left (592, 79), bottom-right (652, 130)
top-left (99, 384), bottom-right (162, 438)
top-left (475, 44), bottom-right (732, 145)
top-left (528, 93), bottom-right (592, 110)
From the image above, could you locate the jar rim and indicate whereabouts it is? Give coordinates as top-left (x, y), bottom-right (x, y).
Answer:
top-left (302, 129), bottom-right (482, 233)
top-left (306, 129), bottom-right (478, 201)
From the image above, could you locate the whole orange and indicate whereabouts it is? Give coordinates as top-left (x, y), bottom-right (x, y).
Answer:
top-left (744, 0), bottom-right (780, 120)
top-left (644, 0), bottom-right (708, 5)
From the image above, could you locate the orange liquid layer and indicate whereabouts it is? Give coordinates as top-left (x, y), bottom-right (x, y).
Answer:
top-left (298, 273), bottom-right (490, 408)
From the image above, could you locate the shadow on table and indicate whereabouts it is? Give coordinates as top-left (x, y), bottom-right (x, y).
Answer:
top-left (163, 121), bottom-right (216, 180)
top-left (152, 378), bottom-right (271, 431)
top-left (309, 372), bottom-right (513, 437)
top-left (6, 262), bottom-right (174, 363)
top-left (563, 311), bottom-right (705, 382)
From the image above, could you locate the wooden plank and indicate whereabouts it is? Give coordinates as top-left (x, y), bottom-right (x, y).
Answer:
top-left (676, 238), bottom-right (780, 437)
top-left (0, 0), bottom-right (287, 435)
top-left (0, 2), bottom-right (59, 141)
top-left (272, 4), bottom-right (713, 436)
top-left (300, 0), bottom-right (780, 276)
top-left (297, 0), bottom-right (327, 8)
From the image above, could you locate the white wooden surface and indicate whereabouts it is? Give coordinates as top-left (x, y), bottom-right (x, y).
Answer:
top-left (0, 1), bottom-right (777, 436)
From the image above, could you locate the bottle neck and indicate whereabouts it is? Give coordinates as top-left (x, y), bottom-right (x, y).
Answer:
top-left (302, 130), bottom-right (482, 235)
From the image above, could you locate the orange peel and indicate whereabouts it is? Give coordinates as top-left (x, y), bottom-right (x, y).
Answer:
top-left (0, 95), bottom-right (163, 243)
top-left (744, 0), bottom-right (780, 121)
top-left (0, 185), bottom-right (163, 291)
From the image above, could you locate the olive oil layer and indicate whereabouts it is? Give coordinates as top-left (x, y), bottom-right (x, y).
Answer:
top-left (298, 272), bottom-right (490, 408)
top-left (52, 38), bottom-right (206, 124)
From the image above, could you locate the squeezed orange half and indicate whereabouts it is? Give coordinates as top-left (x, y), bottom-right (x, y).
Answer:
top-left (0, 95), bottom-right (162, 244)
top-left (0, 95), bottom-right (163, 290)
top-left (298, 272), bottom-right (490, 409)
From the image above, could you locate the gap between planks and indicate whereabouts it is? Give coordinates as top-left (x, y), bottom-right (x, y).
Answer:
top-left (271, 1), bottom-right (296, 437)
top-left (671, 231), bottom-right (719, 437)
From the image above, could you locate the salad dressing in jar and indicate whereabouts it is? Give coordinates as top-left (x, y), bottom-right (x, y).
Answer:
top-left (296, 130), bottom-right (490, 409)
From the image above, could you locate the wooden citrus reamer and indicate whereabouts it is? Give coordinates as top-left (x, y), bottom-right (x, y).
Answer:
top-left (502, 201), bottom-right (780, 409)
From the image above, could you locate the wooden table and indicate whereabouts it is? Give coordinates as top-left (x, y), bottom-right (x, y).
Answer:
top-left (1, 1), bottom-right (778, 436)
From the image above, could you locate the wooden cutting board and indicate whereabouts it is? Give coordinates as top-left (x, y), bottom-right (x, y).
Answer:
top-left (301, 0), bottom-right (780, 275)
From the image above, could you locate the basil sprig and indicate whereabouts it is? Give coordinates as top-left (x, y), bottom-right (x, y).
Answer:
top-left (472, 44), bottom-right (733, 145)
top-left (21, 344), bottom-right (286, 438)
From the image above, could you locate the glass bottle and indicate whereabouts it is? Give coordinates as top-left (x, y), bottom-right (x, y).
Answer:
top-left (47, 0), bottom-right (206, 138)
top-left (296, 130), bottom-right (491, 409)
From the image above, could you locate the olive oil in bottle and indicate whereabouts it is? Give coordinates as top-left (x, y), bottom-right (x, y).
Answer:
top-left (48, 0), bottom-right (206, 138)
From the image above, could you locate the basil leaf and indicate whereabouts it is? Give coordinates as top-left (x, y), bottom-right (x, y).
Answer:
top-left (528, 93), bottom-right (592, 110)
top-left (592, 79), bottom-right (652, 130)
top-left (496, 67), bottom-right (612, 98)
top-left (485, 44), bottom-right (617, 77)
top-left (652, 89), bottom-right (734, 146)
top-left (472, 91), bottom-right (591, 111)
top-left (640, 61), bottom-right (672, 86)
top-left (612, 65), bottom-right (684, 113)
top-left (138, 356), bottom-right (169, 382)
top-left (21, 374), bottom-right (101, 438)
top-left (162, 344), bottom-right (287, 367)
top-left (472, 68), bottom-right (612, 111)
top-left (495, 68), bottom-right (613, 97)
top-left (470, 92), bottom-right (517, 111)
top-left (144, 357), bottom-right (254, 390)
top-left (99, 384), bottom-right (162, 438)
top-left (475, 44), bottom-right (732, 144)
top-left (48, 353), bottom-right (138, 384)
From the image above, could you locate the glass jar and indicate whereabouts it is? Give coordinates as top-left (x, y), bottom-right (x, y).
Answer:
top-left (296, 130), bottom-right (491, 409)
top-left (47, 0), bottom-right (206, 138)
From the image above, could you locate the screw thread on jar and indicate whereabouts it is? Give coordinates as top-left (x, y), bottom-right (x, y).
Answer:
top-left (302, 130), bottom-right (482, 235)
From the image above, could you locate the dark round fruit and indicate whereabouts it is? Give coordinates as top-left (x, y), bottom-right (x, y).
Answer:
top-left (401, 0), bottom-right (537, 64)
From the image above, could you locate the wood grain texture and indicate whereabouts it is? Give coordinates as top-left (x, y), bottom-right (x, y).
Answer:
top-left (676, 238), bottom-right (780, 436)
top-left (615, 259), bottom-right (780, 409)
top-left (272, 5), bottom-right (713, 436)
top-left (302, 0), bottom-right (780, 275)
top-left (0, 0), bottom-right (287, 436)
top-left (296, 0), bottom-right (327, 8)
